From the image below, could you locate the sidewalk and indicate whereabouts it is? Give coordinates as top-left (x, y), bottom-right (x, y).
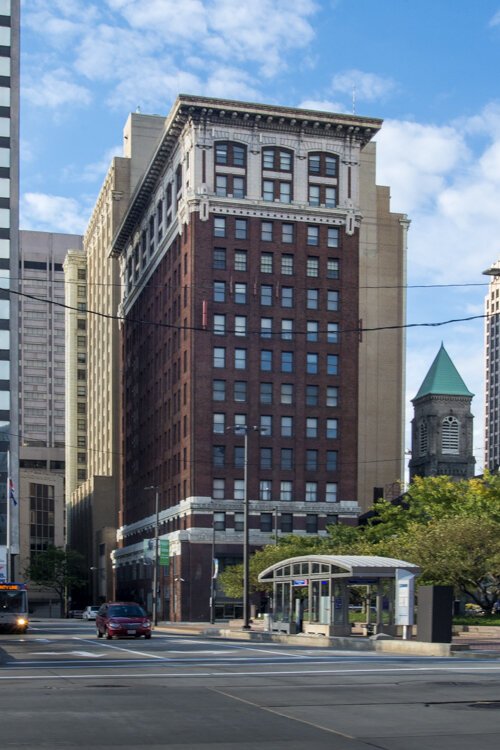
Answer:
top-left (153, 621), bottom-right (500, 658)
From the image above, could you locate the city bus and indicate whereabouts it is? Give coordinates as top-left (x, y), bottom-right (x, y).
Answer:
top-left (0, 582), bottom-right (29, 633)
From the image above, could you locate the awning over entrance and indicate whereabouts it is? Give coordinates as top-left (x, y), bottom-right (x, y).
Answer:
top-left (258, 554), bottom-right (420, 583)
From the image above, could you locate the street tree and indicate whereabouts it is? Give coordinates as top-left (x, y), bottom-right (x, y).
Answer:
top-left (24, 545), bottom-right (86, 615)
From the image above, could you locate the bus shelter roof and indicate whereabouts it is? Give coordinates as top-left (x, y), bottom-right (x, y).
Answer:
top-left (258, 555), bottom-right (420, 583)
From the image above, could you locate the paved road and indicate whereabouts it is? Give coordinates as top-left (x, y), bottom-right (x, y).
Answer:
top-left (1, 620), bottom-right (500, 749)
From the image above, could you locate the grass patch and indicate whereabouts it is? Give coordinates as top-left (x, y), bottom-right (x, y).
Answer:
top-left (453, 615), bottom-right (500, 626)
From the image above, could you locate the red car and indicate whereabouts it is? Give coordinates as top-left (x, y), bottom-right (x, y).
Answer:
top-left (96, 602), bottom-right (152, 639)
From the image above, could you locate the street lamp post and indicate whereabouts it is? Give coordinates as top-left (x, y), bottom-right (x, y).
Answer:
top-left (233, 424), bottom-right (267, 631)
top-left (210, 516), bottom-right (216, 624)
top-left (145, 486), bottom-right (160, 626)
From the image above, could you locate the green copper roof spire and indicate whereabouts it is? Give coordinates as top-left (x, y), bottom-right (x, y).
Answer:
top-left (413, 343), bottom-right (474, 400)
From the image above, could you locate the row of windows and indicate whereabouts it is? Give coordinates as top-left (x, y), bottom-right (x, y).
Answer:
top-left (213, 419), bottom-right (338, 450)
top-left (213, 380), bottom-right (339, 406)
top-left (212, 478), bottom-right (338, 503)
top-left (215, 144), bottom-right (338, 177)
top-left (214, 248), bottom-right (340, 278)
top-left (213, 347), bottom-right (339, 375)
top-left (213, 315), bottom-right (339, 343)
top-left (213, 282), bottom-right (339, 310)
top-left (213, 510), bottom-right (337, 534)
top-left (212, 440), bottom-right (338, 470)
top-left (213, 217), bottom-right (339, 247)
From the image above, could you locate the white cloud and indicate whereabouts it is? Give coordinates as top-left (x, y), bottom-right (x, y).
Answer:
top-left (332, 69), bottom-right (396, 102)
top-left (489, 10), bottom-right (500, 26)
top-left (21, 193), bottom-right (90, 234)
top-left (23, 69), bottom-right (92, 109)
top-left (105, 0), bottom-right (207, 39)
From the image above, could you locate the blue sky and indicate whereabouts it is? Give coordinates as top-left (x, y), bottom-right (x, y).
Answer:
top-left (20, 0), bottom-right (500, 474)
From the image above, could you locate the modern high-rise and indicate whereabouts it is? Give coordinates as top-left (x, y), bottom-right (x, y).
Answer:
top-left (0, 0), bottom-right (19, 581)
top-left (66, 113), bottom-right (165, 604)
top-left (18, 231), bottom-right (82, 611)
top-left (109, 95), bottom-right (407, 620)
top-left (484, 260), bottom-right (500, 470)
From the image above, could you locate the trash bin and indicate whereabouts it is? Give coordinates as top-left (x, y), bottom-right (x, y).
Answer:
top-left (263, 613), bottom-right (272, 631)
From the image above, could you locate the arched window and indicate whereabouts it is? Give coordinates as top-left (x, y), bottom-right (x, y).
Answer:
top-left (418, 421), bottom-right (428, 456)
top-left (442, 416), bottom-right (459, 454)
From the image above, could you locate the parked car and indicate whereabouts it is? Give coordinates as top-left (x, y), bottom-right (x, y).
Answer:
top-left (95, 602), bottom-right (152, 639)
top-left (68, 609), bottom-right (84, 619)
top-left (82, 605), bottom-right (100, 621)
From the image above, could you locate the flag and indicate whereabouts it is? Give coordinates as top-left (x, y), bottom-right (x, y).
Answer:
top-left (8, 477), bottom-right (17, 506)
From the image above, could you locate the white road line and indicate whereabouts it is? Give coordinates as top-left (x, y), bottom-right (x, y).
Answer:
top-left (2, 663), bottom-right (500, 681)
top-left (72, 636), bottom-right (166, 659)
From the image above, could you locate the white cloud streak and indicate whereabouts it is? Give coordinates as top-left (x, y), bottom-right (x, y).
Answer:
top-left (21, 193), bottom-right (90, 234)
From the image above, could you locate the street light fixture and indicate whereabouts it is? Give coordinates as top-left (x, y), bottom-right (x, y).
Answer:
top-left (144, 486), bottom-right (160, 626)
top-left (232, 424), bottom-right (267, 631)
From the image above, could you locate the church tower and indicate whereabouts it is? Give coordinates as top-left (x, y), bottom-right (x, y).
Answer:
top-left (409, 344), bottom-right (475, 481)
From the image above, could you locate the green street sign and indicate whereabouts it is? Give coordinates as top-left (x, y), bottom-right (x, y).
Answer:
top-left (159, 539), bottom-right (170, 567)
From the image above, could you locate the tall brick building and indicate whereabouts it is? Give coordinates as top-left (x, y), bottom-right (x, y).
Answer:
top-left (110, 95), bottom-right (407, 620)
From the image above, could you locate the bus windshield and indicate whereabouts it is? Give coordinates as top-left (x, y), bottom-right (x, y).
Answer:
top-left (0, 590), bottom-right (27, 613)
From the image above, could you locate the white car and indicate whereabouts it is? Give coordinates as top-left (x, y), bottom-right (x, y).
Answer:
top-left (82, 606), bottom-right (100, 621)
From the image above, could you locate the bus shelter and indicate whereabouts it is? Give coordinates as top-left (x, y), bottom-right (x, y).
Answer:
top-left (258, 554), bottom-right (420, 637)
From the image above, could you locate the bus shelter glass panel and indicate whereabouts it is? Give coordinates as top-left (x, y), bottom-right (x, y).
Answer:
top-left (310, 580), bottom-right (320, 622)
top-left (319, 581), bottom-right (330, 624)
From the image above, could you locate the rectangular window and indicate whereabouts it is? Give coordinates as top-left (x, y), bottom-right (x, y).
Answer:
top-left (263, 149), bottom-right (274, 169)
top-left (308, 154), bottom-right (320, 174)
top-left (281, 319), bottom-right (293, 340)
top-left (234, 480), bottom-right (245, 501)
top-left (234, 512), bottom-right (244, 531)
top-left (234, 282), bottom-right (247, 304)
top-left (306, 482), bottom-right (317, 502)
top-left (234, 445), bottom-right (245, 468)
top-left (213, 347), bottom-right (225, 368)
top-left (325, 156), bottom-right (337, 176)
top-left (260, 350), bottom-right (272, 372)
top-left (281, 287), bottom-right (293, 308)
top-left (326, 386), bottom-right (339, 407)
top-left (261, 221), bottom-right (273, 241)
top-left (326, 450), bottom-right (338, 471)
top-left (327, 323), bottom-right (339, 344)
top-left (281, 383), bottom-right (293, 404)
top-left (281, 351), bottom-right (293, 373)
top-left (281, 254), bottom-right (294, 275)
top-left (263, 180), bottom-right (274, 201)
top-left (326, 483), bottom-right (338, 503)
top-left (234, 348), bottom-right (247, 369)
top-left (233, 176), bottom-right (245, 198)
top-left (306, 353), bottom-right (318, 374)
top-left (307, 257), bottom-right (319, 277)
top-left (234, 250), bottom-right (247, 271)
top-left (307, 321), bottom-right (318, 342)
top-left (260, 252), bottom-right (273, 273)
top-left (235, 219), bottom-right (248, 239)
top-left (308, 184), bottom-right (320, 206)
top-left (234, 381), bottom-right (247, 402)
top-left (260, 382), bottom-right (273, 404)
top-left (213, 380), bottom-right (226, 401)
top-left (306, 385), bottom-right (319, 406)
top-left (213, 248), bottom-right (226, 269)
top-left (213, 314), bottom-right (226, 335)
top-left (325, 187), bottom-right (337, 208)
top-left (279, 182), bottom-right (291, 203)
top-left (260, 318), bottom-right (272, 339)
top-left (215, 174), bottom-right (228, 196)
top-left (307, 226), bottom-right (319, 246)
top-left (306, 450), bottom-right (318, 471)
top-left (213, 446), bottom-right (225, 468)
top-left (213, 281), bottom-right (226, 302)
top-left (306, 417), bottom-right (318, 438)
top-left (307, 289), bottom-right (319, 310)
top-left (327, 258), bottom-right (339, 277)
top-left (327, 290), bottom-right (339, 311)
top-left (280, 151), bottom-right (292, 171)
top-left (213, 479), bottom-right (225, 500)
top-left (282, 224), bottom-right (293, 243)
top-left (260, 285), bottom-right (273, 306)
top-left (214, 217), bottom-right (226, 237)
top-left (233, 145), bottom-right (245, 167)
top-left (327, 354), bottom-right (339, 375)
top-left (260, 414), bottom-right (272, 436)
top-left (327, 227), bottom-right (339, 247)
top-left (280, 482), bottom-right (293, 502)
top-left (306, 515), bottom-right (318, 534)
top-left (281, 448), bottom-right (293, 470)
top-left (259, 483), bottom-right (272, 501)
top-left (260, 512), bottom-right (273, 532)
top-left (235, 315), bottom-right (247, 337)
top-left (214, 512), bottom-right (226, 531)
top-left (260, 448), bottom-right (273, 470)
top-left (327, 418), bottom-right (338, 439)
top-left (281, 416), bottom-right (293, 437)
top-left (215, 143), bottom-right (228, 164)
top-left (281, 513), bottom-right (293, 532)
top-left (213, 413), bottom-right (225, 434)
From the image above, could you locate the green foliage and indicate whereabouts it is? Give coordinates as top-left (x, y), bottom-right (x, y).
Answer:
top-left (24, 545), bottom-right (87, 609)
top-left (219, 473), bottom-right (500, 612)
